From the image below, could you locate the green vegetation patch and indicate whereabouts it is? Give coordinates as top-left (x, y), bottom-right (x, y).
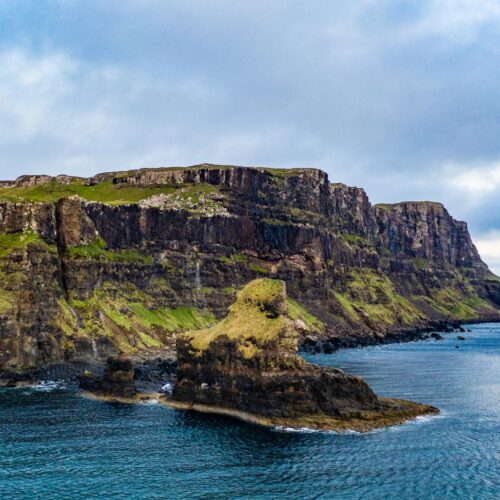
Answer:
top-left (66, 238), bottom-right (153, 264)
top-left (249, 263), bottom-right (269, 274)
top-left (69, 282), bottom-right (216, 353)
top-left (0, 290), bottom-right (14, 314)
top-left (286, 298), bottom-right (325, 334)
top-left (129, 303), bottom-right (215, 332)
top-left (219, 253), bottom-right (246, 265)
top-left (427, 286), bottom-right (497, 320)
top-left (184, 279), bottom-right (287, 358)
top-left (0, 230), bottom-right (55, 258)
top-left (334, 269), bottom-right (424, 326)
top-left (413, 257), bottom-right (428, 270)
top-left (0, 177), bottom-right (221, 206)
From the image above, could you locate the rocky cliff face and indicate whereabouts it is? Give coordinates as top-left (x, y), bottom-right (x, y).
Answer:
top-left (171, 279), bottom-right (437, 431)
top-left (0, 164), bottom-right (498, 374)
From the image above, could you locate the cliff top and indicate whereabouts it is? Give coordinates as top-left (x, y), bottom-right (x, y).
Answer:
top-left (0, 163), bottom-right (317, 186)
top-left (0, 164), bottom-right (446, 211)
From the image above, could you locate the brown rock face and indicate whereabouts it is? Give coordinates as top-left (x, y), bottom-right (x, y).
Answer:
top-left (171, 279), bottom-right (436, 430)
top-left (78, 356), bottom-right (136, 398)
top-left (0, 164), bottom-right (498, 373)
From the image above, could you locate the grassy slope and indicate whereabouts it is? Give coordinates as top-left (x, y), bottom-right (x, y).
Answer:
top-left (62, 283), bottom-right (216, 354)
top-left (332, 267), bottom-right (498, 328)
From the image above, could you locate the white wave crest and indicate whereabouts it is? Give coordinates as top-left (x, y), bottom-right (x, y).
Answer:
top-left (30, 380), bottom-right (66, 392)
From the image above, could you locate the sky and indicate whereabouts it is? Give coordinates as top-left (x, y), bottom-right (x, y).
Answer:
top-left (0, 0), bottom-right (499, 273)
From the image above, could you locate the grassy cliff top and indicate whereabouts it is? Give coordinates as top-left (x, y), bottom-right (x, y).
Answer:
top-left (0, 164), bottom-right (318, 204)
top-left (0, 176), bottom-right (220, 205)
top-left (182, 278), bottom-right (324, 358)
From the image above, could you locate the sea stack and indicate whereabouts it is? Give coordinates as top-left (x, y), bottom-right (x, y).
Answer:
top-left (78, 356), bottom-right (137, 399)
top-left (169, 279), bottom-right (438, 431)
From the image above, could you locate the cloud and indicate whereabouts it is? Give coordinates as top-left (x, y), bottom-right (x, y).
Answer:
top-left (450, 163), bottom-right (500, 194)
top-left (475, 231), bottom-right (500, 275)
top-left (0, 1), bottom-right (498, 270)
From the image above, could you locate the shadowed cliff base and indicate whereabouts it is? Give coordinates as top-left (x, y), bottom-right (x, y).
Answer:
top-left (168, 279), bottom-right (438, 431)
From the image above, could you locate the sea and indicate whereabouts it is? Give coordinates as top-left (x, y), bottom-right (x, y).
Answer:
top-left (1, 323), bottom-right (499, 499)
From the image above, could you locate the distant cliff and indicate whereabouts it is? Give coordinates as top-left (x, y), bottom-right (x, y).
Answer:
top-left (0, 164), bottom-right (498, 373)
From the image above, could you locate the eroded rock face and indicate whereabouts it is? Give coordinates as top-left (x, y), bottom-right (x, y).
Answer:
top-left (0, 164), bottom-right (498, 373)
top-left (171, 279), bottom-right (435, 429)
top-left (78, 356), bottom-right (136, 398)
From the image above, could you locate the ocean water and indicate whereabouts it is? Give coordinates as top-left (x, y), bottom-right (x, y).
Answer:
top-left (1, 323), bottom-right (499, 499)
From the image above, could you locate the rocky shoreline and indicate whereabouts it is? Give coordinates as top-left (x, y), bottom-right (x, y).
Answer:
top-left (300, 319), bottom-right (473, 353)
top-left (2, 318), bottom-right (497, 388)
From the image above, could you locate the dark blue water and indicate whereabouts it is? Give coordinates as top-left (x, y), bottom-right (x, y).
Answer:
top-left (1, 323), bottom-right (499, 499)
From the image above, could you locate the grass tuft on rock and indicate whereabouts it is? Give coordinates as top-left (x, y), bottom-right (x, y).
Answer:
top-left (182, 279), bottom-right (323, 358)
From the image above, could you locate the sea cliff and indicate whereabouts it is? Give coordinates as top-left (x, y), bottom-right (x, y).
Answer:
top-left (0, 164), bottom-right (498, 375)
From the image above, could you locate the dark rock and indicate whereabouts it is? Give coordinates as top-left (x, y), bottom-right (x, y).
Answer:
top-left (78, 356), bottom-right (136, 398)
top-left (431, 333), bottom-right (444, 340)
top-left (457, 336), bottom-right (466, 341)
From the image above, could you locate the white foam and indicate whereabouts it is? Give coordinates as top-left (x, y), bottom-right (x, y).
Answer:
top-left (142, 398), bottom-right (160, 405)
top-left (272, 425), bottom-right (368, 435)
top-left (30, 380), bottom-right (66, 392)
top-left (160, 383), bottom-right (173, 395)
top-left (273, 412), bottom-right (446, 435)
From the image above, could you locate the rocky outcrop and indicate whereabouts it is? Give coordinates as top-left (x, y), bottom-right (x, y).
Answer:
top-left (78, 356), bottom-right (137, 398)
top-left (169, 279), bottom-right (437, 431)
top-left (0, 164), bottom-right (498, 374)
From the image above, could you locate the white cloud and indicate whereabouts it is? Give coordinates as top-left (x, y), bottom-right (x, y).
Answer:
top-left (449, 163), bottom-right (500, 194)
top-left (474, 230), bottom-right (500, 275)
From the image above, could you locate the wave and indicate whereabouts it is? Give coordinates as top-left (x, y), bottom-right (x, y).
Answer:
top-left (273, 412), bottom-right (446, 435)
top-left (29, 380), bottom-right (67, 392)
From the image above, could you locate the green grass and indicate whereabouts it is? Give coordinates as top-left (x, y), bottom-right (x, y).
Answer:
top-left (0, 291), bottom-right (14, 314)
top-left (0, 230), bottom-right (55, 258)
top-left (219, 253), bottom-right (246, 265)
top-left (334, 269), bottom-right (424, 326)
top-left (67, 238), bottom-right (153, 264)
top-left (128, 303), bottom-right (215, 332)
top-left (286, 298), bottom-right (325, 333)
top-left (184, 279), bottom-right (287, 357)
top-left (428, 286), bottom-right (496, 320)
top-left (249, 263), bottom-right (269, 274)
top-left (137, 331), bottom-right (162, 347)
top-left (69, 283), bottom-right (217, 353)
top-left (413, 257), bottom-right (428, 270)
top-left (0, 177), bottom-right (221, 206)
